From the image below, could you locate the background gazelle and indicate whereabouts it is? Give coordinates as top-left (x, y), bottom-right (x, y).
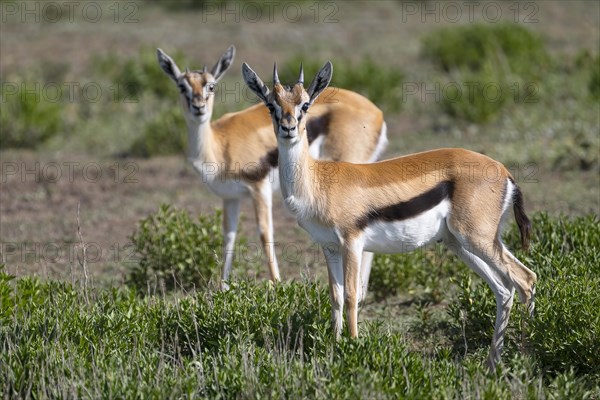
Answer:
top-left (157, 46), bottom-right (387, 288)
top-left (242, 61), bottom-right (538, 370)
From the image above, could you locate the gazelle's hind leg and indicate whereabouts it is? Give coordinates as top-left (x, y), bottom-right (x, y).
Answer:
top-left (358, 251), bottom-right (374, 304)
top-left (469, 238), bottom-right (537, 319)
top-left (445, 232), bottom-right (515, 371)
top-left (500, 245), bottom-right (537, 317)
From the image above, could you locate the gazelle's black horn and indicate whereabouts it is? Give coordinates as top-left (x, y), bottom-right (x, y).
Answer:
top-left (298, 63), bottom-right (304, 85)
top-left (273, 62), bottom-right (280, 84)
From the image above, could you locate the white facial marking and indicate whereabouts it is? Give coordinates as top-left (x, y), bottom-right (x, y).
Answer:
top-left (179, 79), bottom-right (193, 97)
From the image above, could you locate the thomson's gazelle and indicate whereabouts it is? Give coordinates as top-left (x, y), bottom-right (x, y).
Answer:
top-left (157, 47), bottom-right (387, 288)
top-left (242, 61), bottom-right (537, 370)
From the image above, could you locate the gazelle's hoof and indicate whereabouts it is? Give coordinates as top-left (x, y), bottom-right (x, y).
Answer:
top-left (220, 281), bottom-right (230, 291)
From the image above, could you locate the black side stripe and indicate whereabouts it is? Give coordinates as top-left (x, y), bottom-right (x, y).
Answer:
top-left (306, 113), bottom-right (331, 145)
top-left (241, 148), bottom-right (279, 182)
top-left (356, 181), bottom-right (455, 230)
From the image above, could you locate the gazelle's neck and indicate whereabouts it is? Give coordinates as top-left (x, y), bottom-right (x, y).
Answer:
top-left (278, 133), bottom-right (318, 217)
top-left (185, 114), bottom-right (214, 162)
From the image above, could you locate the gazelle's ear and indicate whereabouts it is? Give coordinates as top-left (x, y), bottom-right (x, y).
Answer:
top-left (211, 45), bottom-right (235, 82)
top-left (306, 61), bottom-right (333, 105)
top-left (242, 62), bottom-right (270, 104)
top-left (157, 48), bottom-right (182, 83)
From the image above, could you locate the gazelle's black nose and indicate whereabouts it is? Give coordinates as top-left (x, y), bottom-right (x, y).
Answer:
top-left (192, 104), bottom-right (205, 114)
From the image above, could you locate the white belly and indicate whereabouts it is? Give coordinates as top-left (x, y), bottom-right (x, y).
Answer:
top-left (298, 218), bottom-right (340, 245)
top-left (191, 159), bottom-right (279, 199)
top-left (363, 199), bottom-right (450, 253)
top-left (268, 168), bottom-right (280, 192)
top-left (205, 178), bottom-right (250, 199)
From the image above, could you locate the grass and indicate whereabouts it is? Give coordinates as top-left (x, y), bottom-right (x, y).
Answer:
top-left (1, 214), bottom-right (599, 398)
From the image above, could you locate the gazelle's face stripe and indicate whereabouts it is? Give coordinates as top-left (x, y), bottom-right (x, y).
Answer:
top-left (356, 180), bottom-right (455, 230)
top-left (269, 83), bottom-right (310, 140)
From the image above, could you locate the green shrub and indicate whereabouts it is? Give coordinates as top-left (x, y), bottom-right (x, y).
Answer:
top-left (0, 81), bottom-right (64, 149)
top-left (281, 57), bottom-right (404, 113)
top-left (163, 280), bottom-right (331, 357)
top-left (368, 253), bottom-right (410, 301)
top-left (423, 23), bottom-right (550, 123)
top-left (551, 129), bottom-right (599, 171)
top-left (447, 214), bottom-right (600, 377)
top-left (129, 105), bottom-right (186, 157)
top-left (441, 61), bottom-right (512, 123)
top-left (0, 264), bottom-right (15, 324)
top-left (128, 204), bottom-right (226, 292)
top-left (423, 23), bottom-right (550, 79)
top-left (589, 56), bottom-right (600, 100)
top-left (446, 273), bottom-right (498, 351)
top-left (2, 276), bottom-right (597, 398)
top-left (368, 245), bottom-right (463, 303)
top-left (94, 48), bottom-right (190, 100)
top-left (575, 50), bottom-right (600, 100)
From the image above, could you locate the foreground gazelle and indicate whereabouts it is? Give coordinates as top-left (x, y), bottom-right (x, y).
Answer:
top-left (242, 61), bottom-right (537, 370)
top-left (157, 47), bottom-right (387, 288)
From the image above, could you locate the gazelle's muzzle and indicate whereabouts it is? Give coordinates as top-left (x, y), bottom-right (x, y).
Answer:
top-left (278, 124), bottom-right (298, 139)
top-left (189, 101), bottom-right (207, 117)
top-left (278, 114), bottom-right (298, 138)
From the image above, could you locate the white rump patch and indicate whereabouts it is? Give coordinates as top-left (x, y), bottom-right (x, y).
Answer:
top-left (369, 121), bottom-right (388, 162)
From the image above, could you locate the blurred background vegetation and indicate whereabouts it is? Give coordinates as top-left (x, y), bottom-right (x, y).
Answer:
top-left (1, 1), bottom-right (599, 395)
top-left (1, 1), bottom-right (597, 173)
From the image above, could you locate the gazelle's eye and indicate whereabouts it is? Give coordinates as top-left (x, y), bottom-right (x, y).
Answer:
top-left (301, 102), bottom-right (310, 112)
top-left (207, 83), bottom-right (216, 93)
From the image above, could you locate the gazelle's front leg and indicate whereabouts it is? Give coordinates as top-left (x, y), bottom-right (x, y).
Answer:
top-left (343, 238), bottom-right (363, 338)
top-left (221, 198), bottom-right (240, 290)
top-left (322, 242), bottom-right (344, 339)
top-left (251, 182), bottom-right (280, 282)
